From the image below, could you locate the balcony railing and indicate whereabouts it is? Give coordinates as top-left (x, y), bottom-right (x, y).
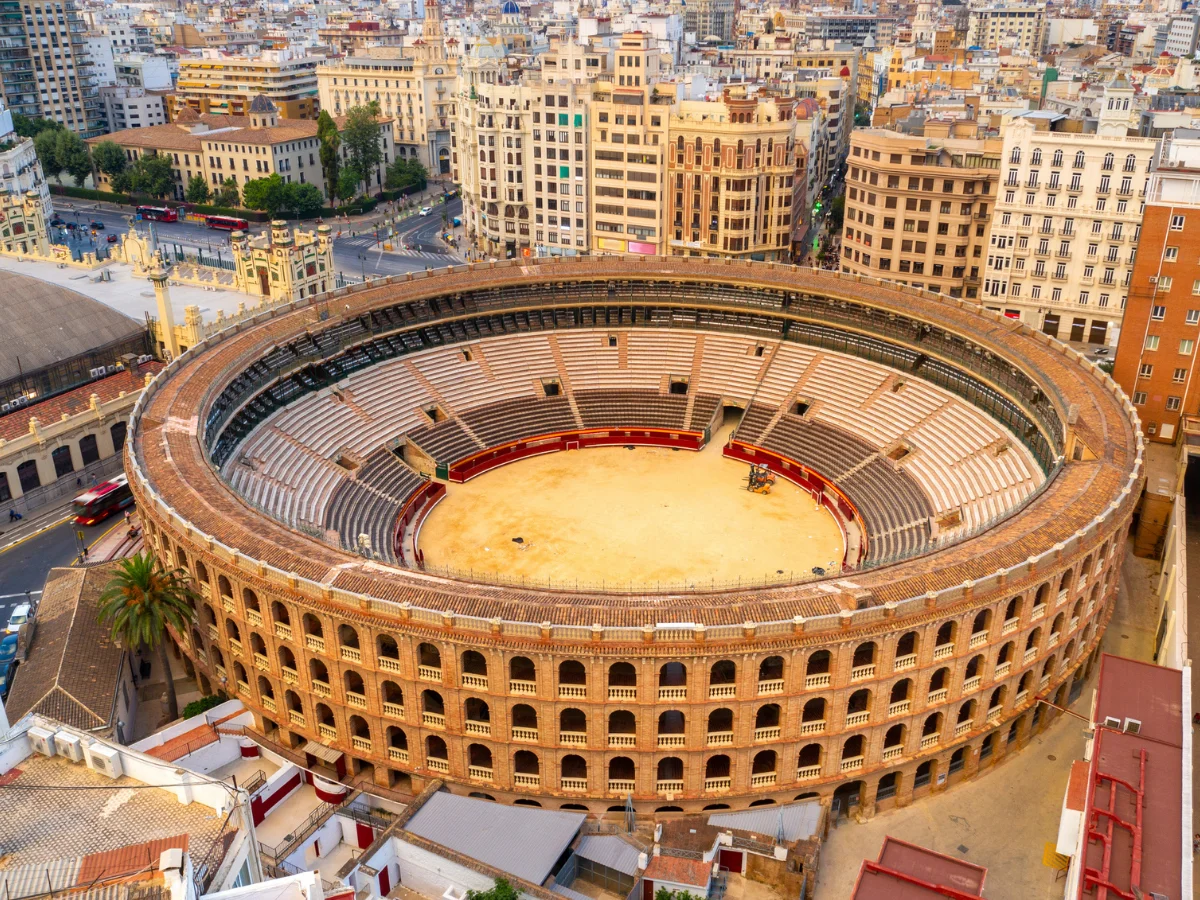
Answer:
top-left (262, 695), bottom-right (277, 713)
top-left (845, 711), bottom-right (870, 727)
top-left (462, 673), bottom-right (488, 690)
top-left (562, 777), bottom-right (588, 791)
top-left (274, 622), bottom-right (292, 642)
top-left (418, 665), bottom-right (442, 682)
top-left (797, 764), bottom-right (821, 780)
top-left (383, 702), bottom-right (404, 719)
top-left (707, 731), bottom-right (734, 746)
top-left (428, 758), bottom-right (449, 774)
top-left (245, 609), bottom-right (263, 627)
top-left (888, 700), bottom-right (911, 717)
top-left (559, 684), bottom-right (587, 699)
top-left (512, 726), bottom-right (539, 742)
top-left (608, 734), bottom-right (636, 748)
top-left (800, 719), bottom-right (826, 735)
top-left (379, 657), bottom-right (402, 673)
top-left (560, 731), bottom-right (587, 746)
top-left (920, 733), bottom-right (938, 750)
top-left (708, 684), bottom-right (736, 699)
top-left (317, 723), bottom-right (336, 740)
top-left (609, 779), bottom-right (636, 793)
top-left (468, 765), bottom-right (493, 782)
top-left (305, 634), bottom-right (325, 653)
top-left (840, 756), bottom-right (864, 773)
top-left (423, 711), bottom-right (446, 728)
top-left (893, 654), bottom-right (917, 671)
top-left (962, 675), bottom-right (982, 693)
top-left (753, 726), bottom-right (781, 741)
top-left (1024, 647), bottom-right (1037, 663)
top-left (805, 673), bottom-right (831, 689)
top-left (928, 688), bottom-right (948, 703)
top-left (608, 686), bottom-right (637, 701)
top-left (932, 643), bottom-right (953, 660)
top-left (656, 779), bottom-right (685, 793)
top-left (851, 663), bottom-right (876, 681)
top-left (253, 653), bottom-right (270, 672)
top-left (312, 679), bottom-right (331, 697)
top-left (1002, 617), bottom-right (1019, 635)
top-left (658, 734), bottom-right (685, 748)
top-left (750, 772), bottom-right (777, 787)
top-left (346, 691), bottom-right (367, 709)
top-left (658, 686), bottom-right (687, 701)
top-left (351, 736), bottom-right (372, 753)
top-left (704, 776), bottom-right (732, 791)
top-left (388, 747), bottom-right (409, 763)
top-left (954, 720), bottom-right (972, 737)
top-left (510, 679), bottom-right (536, 695)
top-left (995, 661), bottom-right (1011, 678)
top-left (340, 645), bottom-right (362, 663)
top-left (757, 679), bottom-right (784, 695)
top-left (881, 745), bottom-right (902, 761)
top-left (465, 720), bottom-right (491, 736)
top-left (514, 772), bottom-right (540, 788)
top-left (281, 666), bottom-right (298, 685)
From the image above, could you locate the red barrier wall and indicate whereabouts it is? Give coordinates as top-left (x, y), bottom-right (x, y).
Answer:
top-left (393, 480), bottom-right (447, 562)
top-left (251, 769), bottom-right (302, 825)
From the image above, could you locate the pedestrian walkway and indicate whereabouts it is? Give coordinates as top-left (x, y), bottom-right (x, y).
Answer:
top-left (338, 236), bottom-right (457, 260)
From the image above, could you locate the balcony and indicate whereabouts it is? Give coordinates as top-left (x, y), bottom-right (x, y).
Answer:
top-left (462, 673), bottom-right (488, 690)
top-left (351, 736), bottom-right (372, 753)
top-left (262, 695), bottom-right (277, 713)
top-left (510, 679), bottom-right (537, 696)
top-left (882, 745), bottom-right (903, 761)
top-left (317, 723), bottom-right (336, 741)
top-left (512, 726), bottom-right (539, 742)
top-left (1015, 689), bottom-right (1028, 705)
top-left (608, 734), bottom-right (636, 748)
top-left (840, 756), bottom-right (864, 773)
top-left (608, 686), bottom-right (637, 701)
top-left (753, 726), bottom-right (782, 742)
top-left (340, 645), bottom-right (362, 663)
top-left (1031, 604), bottom-right (1046, 621)
top-left (609, 779), bottom-right (636, 793)
top-left (1069, 616), bottom-right (1080, 632)
top-left (281, 666), bottom-right (298, 685)
top-left (245, 609), bottom-right (263, 627)
top-left (379, 657), bottom-right (402, 674)
top-left (312, 679), bottom-right (332, 697)
top-left (383, 702), bottom-right (404, 719)
top-left (658, 734), bottom-right (685, 748)
top-left (1039, 675), bottom-right (1051, 690)
top-left (346, 691), bottom-right (367, 709)
top-left (750, 772), bottom-right (777, 787)
top-left (468, 765), bottom-right (494, 782)
top-left (962, 675), bottom-right (982, 693)
top-left (388, 747), bottom-right (409, 764)
top-left (704, 776), bottom-right (733, 792)
top-left (797, 764), bottom-right (822, 780)
top-left (658, 686), bottom-right (687, 701)
top-left (800, 719), bottom-right (826, 735)
top-left (805, 673), bottom-right (831, 689)
top-left (757, 678), bottom-right (784, 695)
top-left (207, 623), bottom-right (219, 643)
top-left (893, 654), bottom-right (917, 671)
top-left (419, 665), bottom-right (442, 682)
top-left (707, 731), bottom-right (734, 747)
top-left (562, 777), bottom-right (588, 791)
top-left (305, 634), bottom-right (325, 653)
top-left (994, 661), bottom-right (1011, 678)
top-left (987, 706), bottom-right (1003, 724)
top-left (888, 700), bottom-right (911, 717)
top-left (928, 688), bottom-right (948, 703)
top-left (423, 711), bottom-right (446, 729)
top-left (253, 653), bottom-right (270, 672)
top-left (1024, 647), bottom-right (1037, 664)
top-left (274, 622), bottom-right (292, 642)
top-left (850, 664), bottom-right (876, 681)
top-left (514, 772), bottom-right (541, 788)
top-left (845, 711), bottom-right (870, 727)
top-left (465, 720), bottom-right (491, 736)
top-left (1002, 617), bottom-right (1020, 635)
top-left (428, 758), bottom-right (449, 774)
top-left (237, 680), bottom-right (250, 696)
top-left (559, 684), bottom-right (587, 699)
top-left (954, 721), bottom-right (972, 737)
top-left (932, 643), bottom-right (953, 661)
top-left (920, 733), bottom-right (938, 750)
top-left (708, 684), bottom-right (736, 699)
top-left (656, 779), bottom-right (685, 793)
top-left (968, 631), bottom-right (988, 649)
top-left (560, 731), bottom-right (587, 746)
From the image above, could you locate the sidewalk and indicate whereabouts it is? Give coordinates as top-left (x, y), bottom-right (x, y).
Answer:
top-left (0, 500), bottom-right (74, 553)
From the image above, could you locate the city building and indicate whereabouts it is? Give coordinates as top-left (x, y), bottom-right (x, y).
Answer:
top-left (20, 0), bottom-right (105, 136)
top-left (666, 90), bottom-right (801, 262)
top-left (317, 20), bottom-right (408, 55)
top-left (966, 4), bottom-right (1048, 55)
top-left (840, 127), bottom-right (1001, 300)
top-left (805, 14), bottom-right (897, 49)
top-left (0, 100), bottom-right (49, 204)
top-left (175, 49), bottom-right (323, 120)
top-left (1113, 131), bottom-right (1200, 443)
top-left (101, 85), bottom-right (168, 131)
top-left (982, 78), bottom-right (1159, 347)
top-left (0, 0), bottom-right (39, 121)
top-left (683, 0), bottom-right (736, 43)
top-left (318, 0), bottom-right (456, 174)
top-left (114, 53), bottom-right (173, 91)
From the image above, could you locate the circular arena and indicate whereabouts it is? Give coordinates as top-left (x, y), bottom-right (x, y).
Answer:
top-left (129, 258), bottom-right (1143, 817)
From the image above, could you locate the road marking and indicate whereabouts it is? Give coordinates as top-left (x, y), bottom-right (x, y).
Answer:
top-left (0, 590), bottom-right (43, 599)
top-left (0, 514), bottom-right (72, 554)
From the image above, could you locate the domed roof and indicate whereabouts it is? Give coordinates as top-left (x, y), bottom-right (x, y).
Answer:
top-left (249, 94), bottom-right (278, 114)
top-left (501, 0), bottom-right (520, 14)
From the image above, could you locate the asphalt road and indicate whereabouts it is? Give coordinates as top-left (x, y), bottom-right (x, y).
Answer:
top-left (51, 198), bottom-right (464, 280)
top-left (0, 516), bottom-right (112, 626)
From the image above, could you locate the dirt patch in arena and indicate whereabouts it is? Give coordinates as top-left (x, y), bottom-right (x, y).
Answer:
top-left (417, 428), bottom-right (845, 590)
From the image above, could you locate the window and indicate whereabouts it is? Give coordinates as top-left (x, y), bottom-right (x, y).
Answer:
top-left (1182, 339), bottom-right (1195, 355)
top-left (1133, 391), bottom-right (1147, 405)
top-left (1158, 276), bottom-right (1172, 292)
top-left (1171, 215), bottom-right (1185, 231)
top-left (1188, 309), bottom-right (1200, 324)
top-left (1167, 396), bottom-right (1182, 411)
top-left (1144, 335), bottom-right (1159, 351)
top-left (1165, 247), bottom-right (1179, 262)
top-left (1174, 368), bottom-right (1188, 383)
top-left (1138, 363), bottom-right (1154, 379)
top-left (1152, 305), bottom-right (1167, 320)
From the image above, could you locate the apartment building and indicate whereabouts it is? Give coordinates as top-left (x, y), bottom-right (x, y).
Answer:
top-left (88, 99), bottom-right (394, 203)
top-left (318, 0), bottom-right (456, 173)
top-left (0, 100), bottom-right (49, 204)
top-left (983, 81), bottom-right (1159, 346)
top-left (589, 33), bottom-right (670, 257)
top-left (683, 0), bottom-right (736, 43)
top-left (101, 85), bottom-right (166, 130)
top-left (666, 91), bottom-right (801, 262)
top-left (21, 0), bottom-right (104, 136)
top-left (0, 0), bottom-right (38, 120)
top-left (1113, 134), bottom-right (1200, 444)
top-left (318, 20), bottom-right (407, 55)
top-left (840, 127), bottom-right (1001, 300)
top-left (175, 49), bottom-right (322, 120)
top-left (966, 4), bottom-right (1047, 54)
top-left (804, 14), bottom-right (897, 48)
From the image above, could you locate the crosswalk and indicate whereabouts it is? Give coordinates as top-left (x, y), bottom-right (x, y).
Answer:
top-left (336, 235), bottom-right (458, 261)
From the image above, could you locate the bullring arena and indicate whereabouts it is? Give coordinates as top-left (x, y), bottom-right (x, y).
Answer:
top-left (128, 257), bottom-right (1143, 818)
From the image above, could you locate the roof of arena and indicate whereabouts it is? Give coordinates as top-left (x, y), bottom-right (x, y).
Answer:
top-left (130, 259), bottom-right (1143, 628)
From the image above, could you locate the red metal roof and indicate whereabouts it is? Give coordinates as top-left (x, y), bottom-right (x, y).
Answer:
top-left (851, 836), bottom-right (986, 899)
top-left (77, 835), bottom-right (190, 885)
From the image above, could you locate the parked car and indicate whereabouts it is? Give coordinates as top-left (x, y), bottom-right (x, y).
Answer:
top-left (419, 206), bottom-right (433, 216)
top-left (91, 220), bottom-right (105, 229)
top-left (5, 602), bottom-right (31, 633)
top-left (0, 632), bottom-right (16, 667)
top-left (65, 221), bottom-right (78, 230)
top-left (49, 217), bottom-right (64, 227)
top-left (0, 658), bottom-right (17, 701)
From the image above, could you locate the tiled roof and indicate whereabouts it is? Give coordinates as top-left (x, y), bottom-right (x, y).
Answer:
top-left (76, 835), bottom-right (190, 885)
top-left (0, 363), bottom-right (162, 442)
top-left (3, 565), bottom-right (128, 731)
top-left (643, 855), bottom-right (712, 888)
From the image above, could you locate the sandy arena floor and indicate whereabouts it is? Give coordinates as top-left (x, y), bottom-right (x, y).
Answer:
top-left (417, 427), bottom-right (845, 589)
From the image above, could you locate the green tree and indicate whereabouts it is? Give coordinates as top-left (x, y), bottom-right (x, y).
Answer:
top-left (465, 879), bottom-right (519, 900)
top-left (336, 166), bottom-right (361, 203)
top-left (128, 153), bottom-right (175, 199)
top-left (98, 551), bottom-right (197, 722)
top-left (91, 140), bottom-right (127, 179)
top-left (185, 173), bottom-right (211, 203)
top-left (283, 181), bottom-right (323, 217)
top-left (385, 157), bottom-right (428, 192)
top-left (243, 173), bottom-right (287, 217)
top-left (341, 105), bottom-right (382, 195)
top-left (316, 109), bottom-right (341, 200)
top-left (110, 171), bottom-right (132, 195)
top-left (216, 176), bottom-right (240, 208)
top-left (55, 129), bottom-right (92, 187)
top-left (33, 130), bottom-right (62, 181)
top-left (12, 112), bottom-right (62, 138)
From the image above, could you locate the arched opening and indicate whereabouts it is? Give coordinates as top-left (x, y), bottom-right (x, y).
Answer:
top-left (704, 754), bottom-right (731, 789)
top-left (309, 658), bottom-right (330, 691)
top-left (934, 620), bottom-right (956, 650)
top-left (378, 634), bottom-right (400, 668)
top-left (914, 759), bottom-right (935, 789)
top-left (928, 667), bottom-right (949, 698)
top-left (461, 650), bottom-right (488, 687)
top-left (758, 655), bottom-right (784, 687)
top-left (658, 662), bottom-right (687, 699)
top-left (608, 662), bottom-right (637, 698)
top-left (510, 655), bottom-right (536, 691)
top-left (467, 744), bottom-right (493, 778)
top-left (851, 642), bottom-right (876, 676)
top-left (841, 734), bottom-right (865, 766)
top-left (559, 659), bottom-right (587, 697)
top-left (751, 750), bottom-right (777, 785)
top-left (877, 771), bottom-right (899, 802)
top-left (656, 756), bottom-right (684, 790)
top-left (464, 697), bottom-right (491, 734)
top-left (337, 623), bottom-right (360, 653)
top-left (271, 600), bottom-right (290, 627)
top-left (894, 631), bottom-right (918, 666)
top-left (422, 689), bottom-right (445, 723)
top-left (562, 754), bottom-right (588, 789)
top-left (302, 613), bottom-right (324, 646)
top-left (386, 726), bottom-right (409, 763)
top-left (608, 757), bottom-right (635, 790)
top-left (709, 659), bottom-right (736, 696)
top-left (512, 703), bottom-right (538, 737)
top-left (418, 642), bottom-right (441, 676)
top-left (426, 735), bottom-right (449, 767)
top-left (560, 707), bottom-right (587, 743)
top-left (608, 710), bottom-right (636, 747)
top-left (657, 710), bottom-right (685, 744)
top-left (707, 707), bottom-right (733, 741)
top-left (832, 781), bottom-right (863, 818)
top-left (801, 698), bottom-right (826, 730)
top-left (797, 743), bottom-right (822, 777)
top-left (806, 650), bottom-right (830, 683)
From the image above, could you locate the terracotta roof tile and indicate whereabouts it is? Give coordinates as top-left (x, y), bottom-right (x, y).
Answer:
top-left (0, 364), bottom-right (162, 442)
top-left (644, 855), bottom-right (712, 888)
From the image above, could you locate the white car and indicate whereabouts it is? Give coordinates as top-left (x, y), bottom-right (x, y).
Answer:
top-left (5, 603), bottom-right (31, 634)
top-left (419, 206), bottom-right (433, 216)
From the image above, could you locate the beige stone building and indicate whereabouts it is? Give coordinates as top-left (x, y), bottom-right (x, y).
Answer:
top-left (318, 1), bottom-right (456, 174)
top-left (18, 0), bottom-right (105, 136)
top-left (666, 90), bottom-right (802, 262)
top-left (175, 49), bottom-right (323, 120)
top-left (840, 127), bottom-right (1002, 300)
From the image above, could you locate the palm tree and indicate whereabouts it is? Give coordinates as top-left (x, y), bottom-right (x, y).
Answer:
top-left (98, 551), bottom-right (197, 722)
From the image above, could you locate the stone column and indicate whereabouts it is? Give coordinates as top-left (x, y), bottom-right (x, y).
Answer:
top-left (149, 265), bottom-right (180, 359)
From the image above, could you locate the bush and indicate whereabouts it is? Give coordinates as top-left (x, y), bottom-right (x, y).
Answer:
top-left (182, 693), bottom-right (228, 719)
top-left (320, 197), bottom-right (378, 217)
top-left (183, 203), bottom-right (270, 222)
top-left (51, 185), bottom-right (133, 204)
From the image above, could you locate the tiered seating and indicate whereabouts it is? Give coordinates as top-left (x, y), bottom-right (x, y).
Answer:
top-left (575, 390), bottom-right (696, 430)
top-left (324, 449), bottom-right (426, 561)
top-left (750, 343), bottom-right (819, 407)
top-left (406, 418), bottom-right (480, 465)
top-left (690, 394), bottom-right (721, 432)
top-left (460, 396), bottom-right (578, 447)
top-left (692, 335), bottom-right (778, 402)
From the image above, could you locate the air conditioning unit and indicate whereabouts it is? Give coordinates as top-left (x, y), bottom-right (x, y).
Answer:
top-left (88, 743), bottom-right (124, 779)
top-left (1148, 276), bottom-right (1158, 284)
top-left (1, 403), bottom-right (11, 414)
top-left (27, 726), bottom-right (57, 757)
top-left (54, 732), bottom-right (85, 762)
top-left (89, 366), bottom-right (104, 378)
top-left (106, 365), bottom-right (116, 375)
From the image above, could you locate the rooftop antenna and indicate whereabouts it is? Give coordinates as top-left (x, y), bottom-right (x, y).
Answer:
top-left (624, 793), bottom-right (635, 833)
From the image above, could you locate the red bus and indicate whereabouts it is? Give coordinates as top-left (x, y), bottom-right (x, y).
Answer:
top-left (207, 215), bottom-right (249, 231)
top-left (73, 474), bottom-right (134, 526)
top-left (136, 206), bottom-right (178, 222)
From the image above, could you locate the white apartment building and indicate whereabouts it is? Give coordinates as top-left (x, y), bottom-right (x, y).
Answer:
top-left (101, 85), bottom-right (167, 130)
top-left (966, 4), bottom-right (1047, 54)
top-left (114, 53), bottom-right (172, 91)
top-left (0, 100), bottom-right (50, 205)
top-left (982, 79), bottom-right (1159, 346)
top-left (84, 35), bottom-right (116, 86)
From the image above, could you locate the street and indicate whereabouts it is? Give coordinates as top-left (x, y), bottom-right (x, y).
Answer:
top-left (0, 515), bottom-right (112, 626)
top-left (51, 195), bottom-right (464, 281)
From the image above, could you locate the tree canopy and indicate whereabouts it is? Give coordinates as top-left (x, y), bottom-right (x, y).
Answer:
top-left (91, 140), bottom-right (128, 177)
top-left (185, 173), bottom-right (211, 204)
top-left (242, 173), bottom-right (325, 218)
top-left (341, 105), bottom-right (382, 195)
top-left (386, 157), bottom-right (428, 192)
top-left (215, 176), bottom-right (241, 208)
top-left (127, 153), bottom-right (175, 199)
top-left (56, 130), bottom-right (92, 187)
top-left (316, 110), bottom-right (341, 200)
top-left (12, 113), bottom-right (62, 138)
top-left (465, 879), bottom-right (519, 900)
